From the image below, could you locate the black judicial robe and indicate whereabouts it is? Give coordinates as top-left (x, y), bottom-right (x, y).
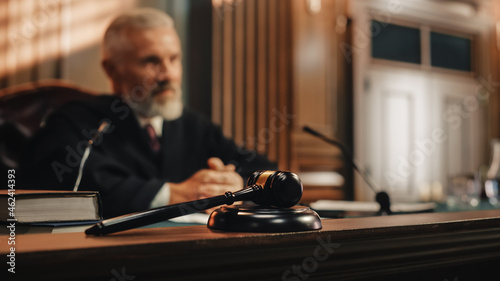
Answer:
top-left (19, 95), bottom-right (276, 218)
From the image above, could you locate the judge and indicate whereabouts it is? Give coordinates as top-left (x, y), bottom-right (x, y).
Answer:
top-left (19, 8), bottom-right (276, 218)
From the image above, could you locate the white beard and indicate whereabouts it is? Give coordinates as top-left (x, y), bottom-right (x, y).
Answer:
top-left (124, 84), bottom-right (183, 120)
top-left (146, 94), bottom-right (183, 120)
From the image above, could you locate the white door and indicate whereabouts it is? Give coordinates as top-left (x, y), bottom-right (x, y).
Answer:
top-left (362, 67), bottom-right (486, 202)
top-left (350, 0), bottom-right (490, 202)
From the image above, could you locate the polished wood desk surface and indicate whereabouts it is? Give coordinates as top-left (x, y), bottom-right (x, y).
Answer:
top-left (3, 210), bottom-right (500, 280)
top-left (7, 209), bottom-right (500, 250)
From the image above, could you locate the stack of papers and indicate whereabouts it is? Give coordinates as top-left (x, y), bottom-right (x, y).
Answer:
top-left (310, 200), bottom-right (437, 213)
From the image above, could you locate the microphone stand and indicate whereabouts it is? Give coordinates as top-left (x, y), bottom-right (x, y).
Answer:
top-left (73, 121), bottom-right (110, 192)
top-left (303, 126), bottom-right (391, 215)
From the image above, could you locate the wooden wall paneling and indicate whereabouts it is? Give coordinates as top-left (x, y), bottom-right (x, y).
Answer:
top-left (222, 1), bottom-right (234, 138)
top-left (233, 1), bottom-right (245, 145)
top-left (332, 0), bottom-right (353, 199)
top-left (187, 0), bottom-right (213, 118)
top-left (256, 0), bottom-right (268, 155)
top-left (288, 0), bottom-right (346, 201)
top-left (212, 0), bottom-right (223, 126)
top-left (334, 0), bottom-right (351, 142)
top-left (277, 0), bottom-right (292, 170)
top-left (244, 0), bottom-right (257, 150)
top-left (267, 0), bottom-right (278, 163)
top-left (323, 0), bottom-right (336, 136)
top-left (338, 16), bottom-right (355, 200)
top-left (291, 0), bottom-right (342, 169)
top-left (212, 0), bottom-right (294, 170)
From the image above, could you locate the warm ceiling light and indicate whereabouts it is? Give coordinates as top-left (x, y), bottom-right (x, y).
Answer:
top-left (306, 0), bottom-right (322, 14)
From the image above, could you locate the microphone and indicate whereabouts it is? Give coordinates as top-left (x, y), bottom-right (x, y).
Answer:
top-left (73, 121), bottom-right (111, 192)
top-left (302, 126), bottom-right (392, 215)
top-left (85, 170), bottom-right (303, 235)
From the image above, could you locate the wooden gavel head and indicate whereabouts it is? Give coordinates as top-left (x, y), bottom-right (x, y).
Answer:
top-left (246, 170), bottom-right (303, 208)
top-left (208, 171), bottom-right (320, 233)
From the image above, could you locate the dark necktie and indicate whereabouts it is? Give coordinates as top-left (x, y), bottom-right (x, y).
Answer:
top-left (144, 124), bottom-right (160, 152)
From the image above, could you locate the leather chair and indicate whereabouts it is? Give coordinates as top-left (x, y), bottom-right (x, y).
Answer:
top-left (0, 80), bottom-right (99, 172)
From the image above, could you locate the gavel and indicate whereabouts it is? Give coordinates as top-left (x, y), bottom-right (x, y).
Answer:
top-left (85, 170), bottom-right (303, 235)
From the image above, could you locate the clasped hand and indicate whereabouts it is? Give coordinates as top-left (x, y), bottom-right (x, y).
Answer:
top-left (169, 157), bottom-right (244, 207)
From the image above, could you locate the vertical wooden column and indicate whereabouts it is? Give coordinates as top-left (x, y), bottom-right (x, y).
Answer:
top-left (267, 0), bottom-right (278, 161)
top-left (211, 1), bottom-right (223, 124)
top-left (244, 0), bottom-right (256, 150)
top-left (233, 2), bottom-right (245, 145)
top-left (276, 0), bottom-right (293, 170)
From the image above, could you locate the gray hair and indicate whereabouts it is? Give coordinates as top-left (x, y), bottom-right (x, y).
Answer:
top-left (103, 8), bottom-right (175, 61)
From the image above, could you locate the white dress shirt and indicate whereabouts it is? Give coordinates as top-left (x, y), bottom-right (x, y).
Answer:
top-left (137, 115), bottom-right (171, 208)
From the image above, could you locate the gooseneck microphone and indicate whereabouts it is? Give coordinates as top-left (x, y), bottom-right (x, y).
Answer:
top-left (85, 170), bottom-right (303, 235)
top-left (73, 121), bottom-right (110, 192)
top-left (302, 126), bottom-right (392, 215)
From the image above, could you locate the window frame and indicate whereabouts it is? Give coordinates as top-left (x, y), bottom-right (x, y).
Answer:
top-left (369, 19), bottom-right (477, 77)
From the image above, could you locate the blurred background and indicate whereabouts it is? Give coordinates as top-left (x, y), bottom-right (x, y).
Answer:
top-left (1, 0), bottom-right (499, 204)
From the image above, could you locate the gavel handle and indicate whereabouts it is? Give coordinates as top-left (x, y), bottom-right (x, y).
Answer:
top-left (85, 185), bottom-right (260, 235)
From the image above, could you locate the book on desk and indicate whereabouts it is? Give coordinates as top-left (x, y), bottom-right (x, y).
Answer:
top-left (0, 190), bottom-right (102, 234)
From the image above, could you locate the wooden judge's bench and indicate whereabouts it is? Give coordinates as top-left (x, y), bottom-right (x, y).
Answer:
top-left (3, 210), bottom-right (500, 280)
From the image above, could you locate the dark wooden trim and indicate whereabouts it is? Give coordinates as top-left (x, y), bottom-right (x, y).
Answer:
top-left (211, 1), bottom-right (222, 124)
top-left (233, 3), bottom-right (245, 145)
top-left (222, 1), bottom-right (234, 138)
top-left (187, 1), bottom-right (213, 120)
top-left (267, 0), bottom-right (278, 162)
top-left (244, 0), bottom-right (256, 150)
top-left (339, 18), bottom-right (355, 200)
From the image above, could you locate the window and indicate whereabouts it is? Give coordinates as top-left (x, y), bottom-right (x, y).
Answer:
top-left (430, 32), bottom-right (471, 72)
top-left (371, 20), bottom-right (473, 72)
top-left (371, 21), bottom-right (421, 64)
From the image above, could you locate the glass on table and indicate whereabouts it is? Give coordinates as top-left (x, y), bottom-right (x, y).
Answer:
top-left (446, 174), bottom-right (480, 210)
